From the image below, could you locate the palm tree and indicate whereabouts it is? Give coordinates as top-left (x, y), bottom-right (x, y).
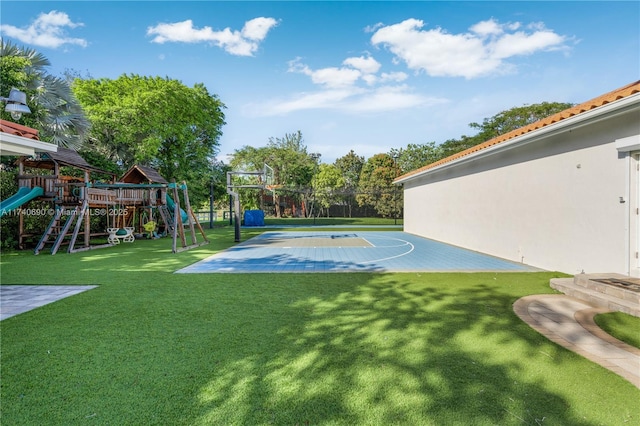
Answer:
top-left (0, 39), bottom-right (90, 149)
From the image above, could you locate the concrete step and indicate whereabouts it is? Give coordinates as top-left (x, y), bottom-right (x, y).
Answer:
top-left (550, 274), bottom-right (640, 317)
top-left (574, 273), bottom-right (640, 304)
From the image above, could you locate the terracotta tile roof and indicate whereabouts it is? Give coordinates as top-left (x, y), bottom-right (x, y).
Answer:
top-left (0, 119), bottom-right (39, 140)
top-left (396, 80), bottom-right (640, 182)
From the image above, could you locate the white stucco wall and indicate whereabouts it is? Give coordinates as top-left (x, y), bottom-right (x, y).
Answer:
top-left (402, 110), bottom-right (639, 275)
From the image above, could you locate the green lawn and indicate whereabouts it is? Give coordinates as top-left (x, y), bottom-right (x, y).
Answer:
top-left (262, 217), bottom-right (403, 226)
top-left (595, 312), bottom-right (640, 349)
top-left (0, 225), bottom-right (638, 425)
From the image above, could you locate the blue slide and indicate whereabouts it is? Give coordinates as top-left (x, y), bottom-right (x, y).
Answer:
top-left (0, 186), bottom-right (44, 217)
top-left (166, 194), bottom-right (189, 222)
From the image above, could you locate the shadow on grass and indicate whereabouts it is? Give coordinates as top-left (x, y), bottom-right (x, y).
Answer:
top-left (0, 226), bottom-right (247, 281)
top-left (188, 276), bottom-right (617, 425)
top-left (1, 227), bottom-right (637, 424)
top-left (177, 251), bottom-right (387, 273)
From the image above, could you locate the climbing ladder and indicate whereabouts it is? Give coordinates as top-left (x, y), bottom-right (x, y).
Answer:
top-left (34, 201), bottom-right (88, 255)
top-left (157, 204), bottom-right (175, 234)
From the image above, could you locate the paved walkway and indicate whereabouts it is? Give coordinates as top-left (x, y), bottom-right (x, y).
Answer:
top-left (514, 294), bottom-right (640, 388)
top-left (0, 285), bottom-right (98, 321)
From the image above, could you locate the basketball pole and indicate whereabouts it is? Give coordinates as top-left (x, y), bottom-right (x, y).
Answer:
top-left (226, 164), bottom-right (271, 243)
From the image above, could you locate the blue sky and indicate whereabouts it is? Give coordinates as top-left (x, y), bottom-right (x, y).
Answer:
top-left (1, 1), bottom-right (638, 164)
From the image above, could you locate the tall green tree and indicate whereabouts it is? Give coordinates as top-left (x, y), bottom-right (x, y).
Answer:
top-left (0, 39), bottom-right (90, 149)
top-left (228, 145), bottom-right (271, 212)
top-left (311, 163), bottom-right (345, 217)
top-left (73, 74), bottom-right (226, 206)
top-left (334, 150), bottom-right (364, 217)
top-left (439, 101), bottom-right (574, 159)
top-left (389, 142), bottom-right (443, 174)
top-left (233, 131), bottom-right (317, 217)
top-left (357, 153), bottom-right (402, 218)
top-left (469, 101), bottom-right (575, 141)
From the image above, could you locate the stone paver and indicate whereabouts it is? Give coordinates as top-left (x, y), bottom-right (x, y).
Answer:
top-left (514, 294), bottom-right (640, 388)
top-left (0, 285), bottom-right (98, 320)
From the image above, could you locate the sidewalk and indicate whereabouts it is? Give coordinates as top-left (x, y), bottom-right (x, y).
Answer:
top-left (514, 294), bottom-right (640, 388)
top-left (0, 285), bottom-right (98, 321)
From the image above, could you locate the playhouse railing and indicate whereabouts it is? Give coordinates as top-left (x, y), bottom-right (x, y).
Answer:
top-left (116, 188), bottom-right (153, 205)
top-left (86, 188), bottom-right (117, 206)
top-left (17, 175), bottom-right (83, 203)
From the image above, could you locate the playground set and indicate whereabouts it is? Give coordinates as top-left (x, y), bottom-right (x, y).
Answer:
top-left (0, 148), bottom-right (208, 254)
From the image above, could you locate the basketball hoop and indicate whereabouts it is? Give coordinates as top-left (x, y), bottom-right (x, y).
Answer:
top-left (265, 184), bottom-right (281, 193)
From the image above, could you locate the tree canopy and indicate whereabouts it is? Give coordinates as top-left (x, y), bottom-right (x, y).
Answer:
top-left (73, 74), bottom-right (226, 205)
top-left (389, 142), bottom-right (443, 174)
top-left (438, 101), bottom-right (574, 159)
top-left (312, 163), bottom-right (345, 217)
top-left (357, 153), bottom-right (402, 218)
top-left (231, 131), bottom-right (319, 217)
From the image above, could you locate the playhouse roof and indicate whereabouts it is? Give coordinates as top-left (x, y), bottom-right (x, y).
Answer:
top-left (395, 80), bottom-right (640, 183)
top-left (20, 147), bottom-right (114, 175)
top-left (120, 165), bottom-right (168, 184)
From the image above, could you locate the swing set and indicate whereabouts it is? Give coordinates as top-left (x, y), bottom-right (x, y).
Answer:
top-left (15, 151), bottom-right (208, 255)
top-left (100, 180), bottom-right (208, 253)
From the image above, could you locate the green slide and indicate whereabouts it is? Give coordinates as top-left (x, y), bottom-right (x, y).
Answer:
top-left (165, 194), bottom-right (189, 222)
top-left (0, 186), bottom-right (44, 217)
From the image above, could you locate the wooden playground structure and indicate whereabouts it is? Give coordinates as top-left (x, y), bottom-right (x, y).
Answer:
top-left (5, 148), bottom-right (208, 254)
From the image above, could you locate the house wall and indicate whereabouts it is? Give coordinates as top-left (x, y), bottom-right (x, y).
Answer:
top-left (403, 112), bottom-right (639, 275)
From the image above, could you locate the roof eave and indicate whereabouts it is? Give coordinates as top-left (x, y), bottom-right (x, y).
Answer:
top-left (0, 131), bottom-right (58, 156)
top-left (395, 92), bottom-right (640, 185)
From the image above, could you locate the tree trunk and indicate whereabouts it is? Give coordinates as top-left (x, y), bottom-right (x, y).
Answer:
top-left (274, 193), bottom-right (281, 218)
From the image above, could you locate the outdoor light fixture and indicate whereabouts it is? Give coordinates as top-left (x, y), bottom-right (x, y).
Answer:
top-left (1, 88), bottom-right (31, 120)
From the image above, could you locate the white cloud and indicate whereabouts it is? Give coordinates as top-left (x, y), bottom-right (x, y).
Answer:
top-left (0, 10), bottom-right (87, 48)
top-left (147, 17), bottom-right (278, 56)
top-left (242, 17), bottom-right (278, 40)
top-left (289, 55), bottom-right (386, 88)
top-left (371, 18), bottom-right (568, 79)
top-left (276, 53), bottom-right (433, 115)
top-left (469, 19), bottom-right (503, 37)
top-left (346, 85), bottom-right (438, 112)
top-left (343, 55), bottom-right (381, 74)
top-left (313, 67), bottom-right (362, 88)
top-left (491, 30), bottom-right (566, 59)
top-left (364, 22), bottom-right (384, 33)
top-left (380, 72), bottom-right (408, 83)
top-left (250, 88), bottom-right (361, 115)
top-left (246, 85), bottom-right (444, 116)
top-left (288, 58), bottom-right (361, 88)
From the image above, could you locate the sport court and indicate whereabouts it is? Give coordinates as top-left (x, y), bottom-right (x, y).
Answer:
top-left (177, 231), bottom-right (539, 273)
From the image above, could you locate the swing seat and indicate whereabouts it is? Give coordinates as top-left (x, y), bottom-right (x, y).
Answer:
top-left (107, 227), bottom-right (135, 244)
top-left (143, 221), bottom-right (156, 233)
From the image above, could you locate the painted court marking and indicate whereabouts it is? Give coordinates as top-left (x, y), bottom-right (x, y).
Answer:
top-left (176, 231), bottom-right (539, 273)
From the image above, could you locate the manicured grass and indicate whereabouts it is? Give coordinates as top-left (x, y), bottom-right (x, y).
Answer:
top-left (263, 217), bottom-right (403, 226)
top-left (594, 312), bottom-right (640, 349)
top-left (1, 225), bottom-right (638, 425)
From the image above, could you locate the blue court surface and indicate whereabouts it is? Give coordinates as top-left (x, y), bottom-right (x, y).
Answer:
top-left (176, 231), bottom-right (540, 273)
